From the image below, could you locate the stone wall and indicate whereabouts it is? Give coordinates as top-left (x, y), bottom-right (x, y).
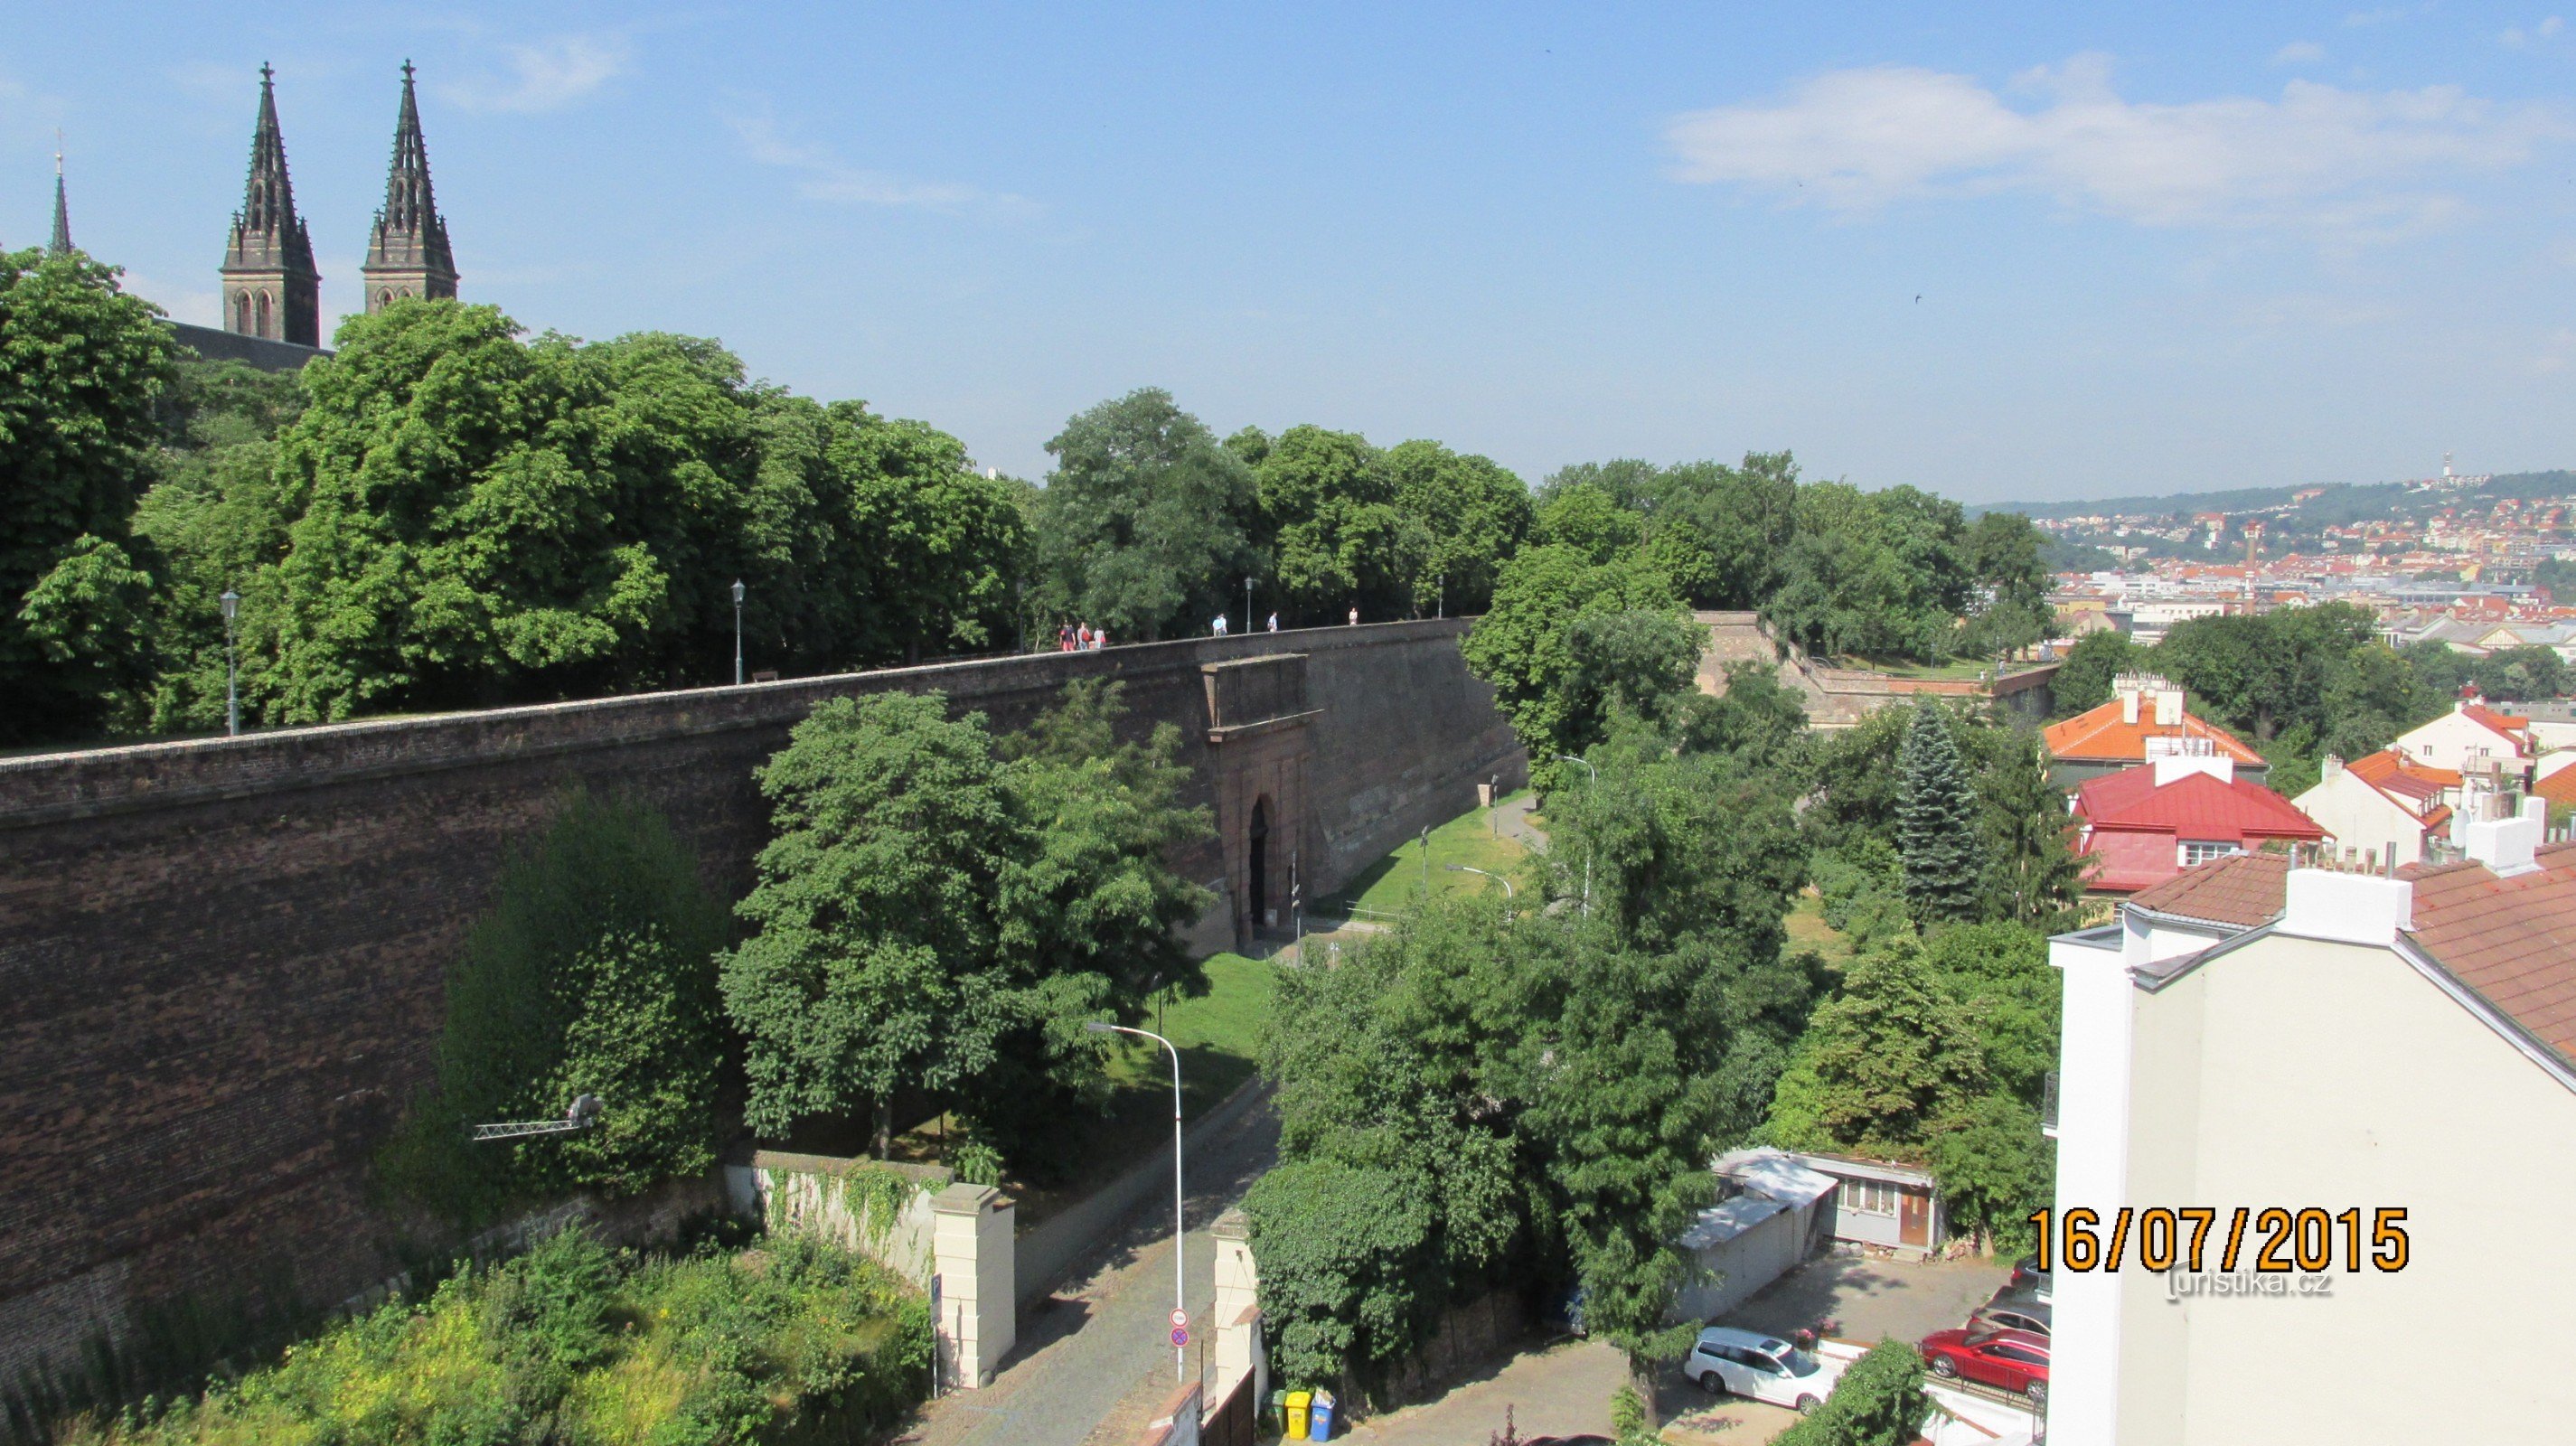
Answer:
top-left (0, 620), bottom-right (1523, 1385)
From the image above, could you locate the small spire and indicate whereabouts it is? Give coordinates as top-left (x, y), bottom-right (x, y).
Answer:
top-left (49, 129), bottom-right (72, 256)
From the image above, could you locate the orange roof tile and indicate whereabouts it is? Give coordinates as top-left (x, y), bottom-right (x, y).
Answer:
top-left (2043, 700), bottom-right (2265, 767)
top-left (2403, 843), bottom-right (2576, 1065)
top-left (2536, 769), bottom-right (2576, 807)
top-left (2126, 852), bottom-right (2291, 927)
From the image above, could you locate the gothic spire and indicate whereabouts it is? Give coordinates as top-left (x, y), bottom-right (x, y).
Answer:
top-left (362, 59), bottom-right (457, 307)
top-left (49, 134), bottom-right (71, 255)
top-left (221, 63), bottom-right (321, 346)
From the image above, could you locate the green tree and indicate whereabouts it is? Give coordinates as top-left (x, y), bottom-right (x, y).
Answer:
top-left (1919, 922), bottom-right (2058, 1106)
top-left (1963, 728), bottom-right (2085, 923)
top-left (1383, 439), bottom-right (1534, 616)
top-left (1026, 388), bottom-right (1259, 641)
top-left (1897, 708), bottom-right (1985, 925)
top-left (1769, 1338), bottom-right (1928, 1446)
top-left (1959, 511), bottom-right (2055, 660)
top-left (1765, 942), bottom-right (1989, 1159)
top-left (1253, 425), bottom-right (1420, 624)
top-left (384, 789), bottom-right (729, 1217)
top-left (1926, 1092), bottom-right (2053, 1254)
top-left (1459, 545), bottom-right (1686, 793)
top-left (2050, 630), bottom-right (2143, 718)
top-left (1764, 484), bottom-right (1969, 663)
top-left (0, 247), bottom-right (177, 741)
top-left (722, 684), bottom-right (1213, 1158)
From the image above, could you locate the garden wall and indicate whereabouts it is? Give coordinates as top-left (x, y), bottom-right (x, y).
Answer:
top-left (0, 621), bottom-right (1523, 1385)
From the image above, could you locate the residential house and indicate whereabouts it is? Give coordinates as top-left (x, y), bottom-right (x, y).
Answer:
top-left (1767, 1151), bottom-right (1946, 1258)
top-left (2042, 673), bottom-right (2268, 786)
top-left (2290, 749), bottom-right (2456, 869)
top-left (2071, 753), bottom-right (2324, 895)
top-left (2045, 803), bottom-right (2576, 1445)
top-left (2388, 691), bottom-right (2534, 781)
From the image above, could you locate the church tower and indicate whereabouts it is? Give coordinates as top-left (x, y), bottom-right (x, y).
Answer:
top-left (220, 64), bottom-right (322, 346)
top-left (360, 62), bottom-right (457, 311)
top-left (49, 137), bottom-right (73, 255)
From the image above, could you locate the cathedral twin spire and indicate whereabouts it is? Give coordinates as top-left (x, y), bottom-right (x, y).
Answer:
top-left (216, 61), bottom-right (457, 346)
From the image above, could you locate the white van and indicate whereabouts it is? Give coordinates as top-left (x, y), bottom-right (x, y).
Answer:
top-left (1681, 1326), bottom-right (1844, 1414)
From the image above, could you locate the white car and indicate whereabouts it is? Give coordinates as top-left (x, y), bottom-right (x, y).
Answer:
top-left (1683, 1326), bottom-right (1845, 1414)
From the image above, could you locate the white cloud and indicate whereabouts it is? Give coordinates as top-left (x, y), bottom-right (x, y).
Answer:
top-left (2274, 41), bottom-right (2327, 64)
top-left (2502, 16), bottom-right (2567, 47)
top-left (444, 34), bottom-right (629, 114)
top-left (728, 111), bottom-right (1039, 218)
top-left (1663, 54), bottom-right (2570, 238)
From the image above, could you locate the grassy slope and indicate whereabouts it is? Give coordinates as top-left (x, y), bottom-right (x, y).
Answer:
top-left (1317, 791), bottom-right (1532, 917)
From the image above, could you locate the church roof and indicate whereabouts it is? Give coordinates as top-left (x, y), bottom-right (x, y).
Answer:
top-left (223, 63), bottom-right (318, 277)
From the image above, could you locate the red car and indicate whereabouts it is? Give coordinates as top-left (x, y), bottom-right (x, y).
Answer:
top-left (1919, 1327), bottom-right (2050, 1406)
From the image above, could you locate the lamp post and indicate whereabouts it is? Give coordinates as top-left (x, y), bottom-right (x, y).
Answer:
top-left (1444, 863), bottom-right (1513, 897)
top-left (731, 579), bottom-right (746, 686)
top-left (220, 589), bottom-right (240, 737)
top-left (1244, 577), bottom-right (1254, 636)
top-left (1555, 754), bottom-right (1597, 917)
top-left (1087, 1020), bottom-right (1188, 1382)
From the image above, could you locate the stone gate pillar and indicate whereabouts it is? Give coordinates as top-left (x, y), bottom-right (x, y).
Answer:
top-left (1211, 1207), bottom-right (1264, 1409)
top-left (932, 1183), bottom-right (1015, 1388)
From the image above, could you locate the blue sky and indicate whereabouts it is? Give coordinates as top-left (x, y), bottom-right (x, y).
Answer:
top-left (8, 3), bottom-right (2576, 502)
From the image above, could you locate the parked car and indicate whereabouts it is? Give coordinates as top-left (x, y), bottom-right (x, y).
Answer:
top-left (1919, 1327), bottom-right (2050, 1406)
top-left (1683, 1326), bottom-right (1844, 1414)
top-left (1968, 1288), bottom-right (2052, 1338)
top-left (2008, 1254), bottom-right (2053, 1300)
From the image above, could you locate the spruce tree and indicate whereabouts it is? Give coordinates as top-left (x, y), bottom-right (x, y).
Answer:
top-left (1897, 705), bottom-right (1985, 925)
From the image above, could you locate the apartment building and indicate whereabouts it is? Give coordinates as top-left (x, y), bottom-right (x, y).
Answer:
top-left (2045, 803), bottom-right (2576, 1444)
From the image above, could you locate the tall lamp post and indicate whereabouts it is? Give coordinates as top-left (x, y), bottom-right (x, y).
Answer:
top-left (731, 579), bottom-right (746, 686)
top-left (1555, 754), bottom-right (1597, 917)
top-left (1244, 577), bottom-right (1254, 635)
top-left (1087, 1019), bottom-right (1188, 1382)
top-left (220, 589), bottom-right (240, 737)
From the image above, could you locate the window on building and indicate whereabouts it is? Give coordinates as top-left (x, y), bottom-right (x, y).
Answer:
top-left (2179, 840), bottom-right (2239, 868)
top-left (1840, 1178), bottom-right (1898, 1216)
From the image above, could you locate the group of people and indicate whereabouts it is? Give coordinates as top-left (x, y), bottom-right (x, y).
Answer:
top-left (1056, 606), bottom-right (1364, 650)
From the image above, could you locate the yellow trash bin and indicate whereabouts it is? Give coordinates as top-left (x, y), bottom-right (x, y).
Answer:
top-left (1286, 1389), bottom-right (1312, 1440)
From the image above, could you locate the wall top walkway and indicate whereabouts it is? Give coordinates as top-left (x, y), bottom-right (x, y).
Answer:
top-left (0, 619), bottom-right (1474, 829)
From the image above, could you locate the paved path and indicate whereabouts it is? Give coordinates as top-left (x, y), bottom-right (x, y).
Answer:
top-left (903, 1092), bottom-right (1279, 1446)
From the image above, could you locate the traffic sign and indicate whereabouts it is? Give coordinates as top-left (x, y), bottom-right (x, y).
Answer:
top-left (1170, 1326), bottom-right (1189, 1347)
top-left (1170, 1309), bottom-right (1189, 1328)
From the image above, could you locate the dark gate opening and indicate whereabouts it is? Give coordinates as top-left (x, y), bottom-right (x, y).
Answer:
top-left (1248, 796), bottom-right (1270, 934)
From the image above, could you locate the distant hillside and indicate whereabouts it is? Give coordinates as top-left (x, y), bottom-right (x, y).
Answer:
top-left (1976, 470), bottom-right (2576, 521)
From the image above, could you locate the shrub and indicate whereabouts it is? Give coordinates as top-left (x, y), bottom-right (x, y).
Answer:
top-left (51, 1228), bottom-right (930, 1446)
top-left (1771, 1339), bottom-right (1928, 1446)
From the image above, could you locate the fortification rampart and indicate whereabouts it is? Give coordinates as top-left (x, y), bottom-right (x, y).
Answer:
top-left (0, 620), bottom-right (1524, 1383)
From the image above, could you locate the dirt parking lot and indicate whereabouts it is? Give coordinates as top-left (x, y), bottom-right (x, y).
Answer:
top-left (1656, 1253), bottom-right (2010, 1446)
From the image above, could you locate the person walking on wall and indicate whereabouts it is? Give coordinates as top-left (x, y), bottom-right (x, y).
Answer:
top-left (1348, 606), bottom-right (1359, 626)
top-left (1091, 625), bottom-right (1107, 649)
top-left (1213, 613), bottom-right (1228, 636)
top-left (1058, 623), bottom-right (1074, 653)
top-left (1266, 611), bottom-right (1279, 633)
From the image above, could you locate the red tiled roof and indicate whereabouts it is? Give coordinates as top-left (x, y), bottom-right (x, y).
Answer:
top-left (2043, 700), bottom-right (2265, 767)
top-left (2536, 768), bottom-right (2576, 807)
top-left (2403, 843), bottom-right (2576, 1065)
top-left (2464, 703), bottom-right (2532, 736)
top-left (2075, 766), bottom-right (2328, 844)
top-left (2346, 748), bottom-right (2460, 793)
top-left (2126, 851), bottom-right (2292, 927)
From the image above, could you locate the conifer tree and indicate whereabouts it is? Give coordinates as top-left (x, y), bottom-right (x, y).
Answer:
top-left (1896, 705), bottom-right (1985, 925)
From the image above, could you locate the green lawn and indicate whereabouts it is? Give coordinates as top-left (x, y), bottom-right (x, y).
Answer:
top-left (1107, 951), bottom-right (1278, 1110)
top-left (1785, 889), bottom-right (1855, 963)
top-left (1315, 793), bottom-right (1532, 917)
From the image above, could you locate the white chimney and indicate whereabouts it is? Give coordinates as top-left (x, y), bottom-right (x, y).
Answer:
top-left (2121, 688), bottom-right (2140, 725)
top-left (2151, 753), bottom-right (2234, 786)
top-left (2321, 754), bottom-right (2344, 783)
top-left (2464, 797), bottom-right (2546, 878)
top-left (2280, 869), bottom-right (2413, 946)
top-left (2154, 684), bottom-right (2184, 727)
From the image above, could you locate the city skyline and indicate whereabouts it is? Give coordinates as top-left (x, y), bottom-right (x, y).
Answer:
top-left (8, 1), bottom-right (2576, 502)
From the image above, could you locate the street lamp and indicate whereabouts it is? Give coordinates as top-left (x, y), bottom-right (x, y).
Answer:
top-left (1087, 1019), bottom-right (1188, 1382)
top-left (1445, 863), bottom-right (1513, 897)
top-left (731, 579), bottom-right (746, 686)
top-left (1244, 577), bottom-right (1254, 635)
top-left (220, 589), bottom-right (240, 737)
top-left (1555, 754), bottom-right (1598, 917)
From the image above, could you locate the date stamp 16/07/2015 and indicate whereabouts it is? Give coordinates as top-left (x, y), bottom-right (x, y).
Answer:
top-left (2026, 1207), bottom-right (2410, 1276)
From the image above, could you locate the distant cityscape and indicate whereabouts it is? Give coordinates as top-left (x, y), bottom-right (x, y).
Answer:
top-left (2035, 459), bottom-right (2576, 655)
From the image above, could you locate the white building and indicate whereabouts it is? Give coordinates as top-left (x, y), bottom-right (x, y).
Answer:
top-left (2045, 804), bottom-right (2576, 1445)
top-left (2387, 695), bottom-right (2534, 779)
top-left (2289, 750), bottom-right (2451, 869)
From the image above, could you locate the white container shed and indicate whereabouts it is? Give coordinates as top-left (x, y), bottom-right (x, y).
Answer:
top-left (1671, 1150), bottom-right (1839, 1322)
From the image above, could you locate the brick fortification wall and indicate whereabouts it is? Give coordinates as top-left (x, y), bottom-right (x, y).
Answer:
top-left (0, 621), bottom-right (1523, 1382)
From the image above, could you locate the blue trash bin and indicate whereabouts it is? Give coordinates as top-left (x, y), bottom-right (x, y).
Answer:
top-left (1310, 1389), bottom-right (1336, 1441)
